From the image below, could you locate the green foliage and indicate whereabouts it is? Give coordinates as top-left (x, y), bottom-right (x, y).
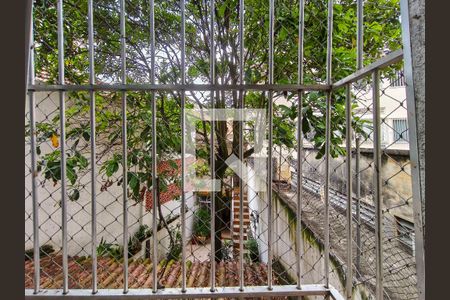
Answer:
top-left (193, 207), bottom-right (211, 237)
top-left (25, 244), bottom-right (55, 260)
top-left (195, 163), bottom-right (210, 177)
top-left (30, 0), bottom-right (402, 199)
top-left (128, 225), bottom-right (151, 256)
top-left (223, 239), bottom-right (232, 256)
top-left (167, 227), bottom-right (182, 261)
top-left (97, 237), bottom-right (123, 260)
top-left (37, 149), bottom-right (88, 201)
top-left (244, 237), bottom-right (260, 263)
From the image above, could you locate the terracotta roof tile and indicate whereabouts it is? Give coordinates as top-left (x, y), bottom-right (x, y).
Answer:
top-left (157, 157), bottom-right (195, 177)
top-left (143, 157), bottom-right (196, 211)
top-left (25, 254), bottom-right (284, 298)
top-left (145, 183), bottom-right (182, 211)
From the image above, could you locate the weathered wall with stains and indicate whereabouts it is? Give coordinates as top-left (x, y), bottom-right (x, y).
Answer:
top-left (302, 148), bottom-right (414, 222)
top-left (249, 187), bottom-right (375, 300)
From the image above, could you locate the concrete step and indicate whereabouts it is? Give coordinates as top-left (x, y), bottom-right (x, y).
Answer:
top-left (233, 207), bottom-right (250, 213)
top-left (232, 201), bottom-right (249, 205)
top-left (232, 224), bottom-right (250, 230)
top-left (232, 218), bottom-right (251, 224)
top-left (232, 217), bottom-right (250, 222)
top-left (232, 223), bottom-right (251, 229)
top-left (232, 212), bottom-right (250, 217)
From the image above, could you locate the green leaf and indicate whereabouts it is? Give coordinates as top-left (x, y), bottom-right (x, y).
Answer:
top-left (67, 166), bottom-right (77, 185)
top-left (218, 2), bottom-right (227, 18)
top-left (82, 131), bottom-right (90, 142)
top-left (69, 189), bottom-right (80, 201)
top-left (129, 173), bottom-right (139, 190)
top-left (106, 161), bottom-right (119, 177)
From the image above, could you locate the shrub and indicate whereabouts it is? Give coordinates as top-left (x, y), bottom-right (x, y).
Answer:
top-left (128, 225), bottom-right (150, 255)
top-left (25, 244), bottom-right (55, 260)
top-left (97, 238), bottom-right (123, 260)
top-left (245, 238), bottom-right (260, 263)
top-left (193, 206), bottom-right (211, 237)
top-left (167, 227), bottom-right (182, 261)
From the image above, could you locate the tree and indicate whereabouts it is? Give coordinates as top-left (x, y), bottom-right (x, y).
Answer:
top-left (29, 0), bottom-right (402, 260)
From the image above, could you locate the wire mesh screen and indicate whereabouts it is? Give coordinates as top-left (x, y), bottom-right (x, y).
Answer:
top-left (25, 0), bottom-right (421, 299)
top-left (289, 63), bottom-right (417, 299)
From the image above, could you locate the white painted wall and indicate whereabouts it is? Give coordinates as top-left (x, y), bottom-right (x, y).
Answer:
top-left (25, 92), bottom-right (195, 256)
top-left (355, 79), bottom-right (409, 150)
top-left (247, 164), bottom-right (268, 263)
top-left (248, 171), bottom-right (347, 297)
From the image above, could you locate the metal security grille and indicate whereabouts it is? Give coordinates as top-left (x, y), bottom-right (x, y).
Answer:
top-left (25, 0), bottom-right (424, 299)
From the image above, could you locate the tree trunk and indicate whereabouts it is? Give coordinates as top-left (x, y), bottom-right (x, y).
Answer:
top-left (213, 159), bottom-right (228, 262)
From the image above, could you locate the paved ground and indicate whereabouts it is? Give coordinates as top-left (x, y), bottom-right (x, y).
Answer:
top-left (186, 242), bottom-right (211, 262)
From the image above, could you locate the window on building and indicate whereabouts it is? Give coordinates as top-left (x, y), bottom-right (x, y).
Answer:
top-left (393, 118), bottom-right (409, 143)
top-left (395, 216), bottom-right (415, 253)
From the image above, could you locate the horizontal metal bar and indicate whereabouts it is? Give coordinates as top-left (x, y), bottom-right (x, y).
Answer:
top-left (25, 285), bottom-right (334, 299)
top-left (332, 49), bottom-right (403, 89)
top-left (28, 83), bottom-right (330, 92)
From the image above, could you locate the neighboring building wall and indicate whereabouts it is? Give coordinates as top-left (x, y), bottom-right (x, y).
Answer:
top-left (354, 79), bottom-right (410, 151)
top-left (301, 148), bottom-right (414, 222)
top-left (248, 171), bottom-right (373, 299)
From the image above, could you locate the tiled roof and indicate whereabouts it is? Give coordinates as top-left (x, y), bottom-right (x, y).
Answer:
top-left (25, 254), bottom-right (281, 292)
top-left (157, 157), bottom-right (195, 177)
top-left (142, 157), bottom-right (196, 211)
top-left (144, 182), bottom-right (182, 211)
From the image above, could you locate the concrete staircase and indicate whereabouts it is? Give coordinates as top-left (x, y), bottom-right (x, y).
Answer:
top-left (232, 187), bottom-right (251, 252)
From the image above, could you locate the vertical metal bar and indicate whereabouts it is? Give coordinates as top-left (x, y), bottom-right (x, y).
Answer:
top-left (25, 0), bottom-right (33, 94)
top-left (399, 1), bottom-right (425, 299)
top-left (28, 3), bottom-right (40, 293)
top-left (267, 0), bottom-right (274, 290)
top-left (324, 0), bottom-right (334, 289)
top-left (87, 0), bottom-right (97, 294)
top-left (355, 136), bottom-right (361, 274)
top-left (372, 69), bottom-right (383, 300)
top-left (180, 0), bottom-right (187, 294)
top-left (324, 92), bottom-right (331, 290)
top-left (345, 84), bottom-right (353, 299)
top-left (57, 0), bottom-right (68, 294)
top-left (209, 0), bottom-right (216, 292)
top-left (278, 146), bottom-right (282, 180)
top-left (295, 96), bottom-right (304, 292)
top-left (296, 0), bottom-right (305, 292)
top-left (119, 0), bottom-right (129, 293)
top-left (355, 0), bottom-right (363, 274)
top-left (356, 0), bottom-right (363, 70)
top-left (149, 0), bottom-right (158, 293)
top-left (238, 0), bottom-right (245, 292)
top-left (326, 0), bottom-right (334, 84)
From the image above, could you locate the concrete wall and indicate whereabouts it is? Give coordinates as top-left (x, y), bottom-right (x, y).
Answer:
top-left (301, 148), bottom-right (414, 222)
top-left (24, 167), bottom-right (195, 257)
top-left (248, 180), bottom-right (375, 299)
top-left (408, 0), bottom-right (425, 228)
